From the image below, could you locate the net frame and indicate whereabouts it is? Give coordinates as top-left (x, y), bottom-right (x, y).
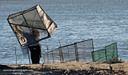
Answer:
top-left (7, 5), bottom-right (58, 46)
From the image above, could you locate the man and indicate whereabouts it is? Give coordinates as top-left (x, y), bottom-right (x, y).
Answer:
top-left (15, 26), bottom-right (42, 64)
top-left (24, 28), bottom-right (41, 64)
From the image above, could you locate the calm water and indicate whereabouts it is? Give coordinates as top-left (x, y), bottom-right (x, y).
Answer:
top-left (0, 0), bottom-right (128, 65)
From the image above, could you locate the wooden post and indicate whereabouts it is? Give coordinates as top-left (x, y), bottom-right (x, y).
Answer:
top-left (47, 46), bottom-right (49, 63)
top-left (59, 48), bottom-right (64, 62)
top-left (27, 47), bottom-right (31, 64)
top-left (47, 45), bottom-right (49, 52)
top-left (74, 43), bottom-right (79, 62)
top-left (58, 39), bottom-right (64, 62)
top-left (105, 48), bottom-right (107, 62)
top-left (43, 54), bottom-right (45, 63)
top-left (67, 46), bottom-right (70, 61)
top-left (58, 39), bottom-right (61, 47)
top-left (15, 47), bottom-right (17, 65)
top-left (52, 52), bottom-right (54, 63)
top-left (92, 39), bottom-right (94, 51)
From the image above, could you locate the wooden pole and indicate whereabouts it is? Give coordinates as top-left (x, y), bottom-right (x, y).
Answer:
top-left (47, 45), bottom-right (49, 63)
top-left (15, 47), bottom-right (17, 65)
top-left (47, 45), bottom-right (49, 52)
top-left (74, 43), bottom-right (79, 62)
top-left (58, 39), bottom-right (62, 47)
top-left (58, 39), bottom-right (64, 62)
top-left (27, 47), bottom-right (31, 64)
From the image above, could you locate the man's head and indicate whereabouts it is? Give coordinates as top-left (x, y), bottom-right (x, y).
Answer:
top-left (31, 28), bottom-right (36, 33)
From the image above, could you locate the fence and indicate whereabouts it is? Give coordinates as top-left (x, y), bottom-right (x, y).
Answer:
top-left (92, 43), bottom-right (118, 62)
top-left (43, 39), bottom-right (94, 63)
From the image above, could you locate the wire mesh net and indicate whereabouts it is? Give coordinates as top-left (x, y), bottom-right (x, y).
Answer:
top-left (43, 39), bottom-right (94, 63)
top-left (105, 43), bottom-right (118, 62)
top-left (92, 49), bottom-right (106, 62)
top-left (76, 40), bottom-right (94, 62)
top-left (52, 50), bottom-right (60, 63)
top-left (92, 43), bottom-right (118, 62)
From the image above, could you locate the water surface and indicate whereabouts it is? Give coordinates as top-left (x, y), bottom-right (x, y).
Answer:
top-left (0, 0), bottom-right (128, 64)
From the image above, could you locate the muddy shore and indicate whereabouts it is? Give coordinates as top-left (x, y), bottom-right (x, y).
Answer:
top-left (0, 61), bottom-right (128, 74)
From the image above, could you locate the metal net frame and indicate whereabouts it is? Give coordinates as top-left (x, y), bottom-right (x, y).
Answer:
top-left (7, 5), bottom-right (57, 46)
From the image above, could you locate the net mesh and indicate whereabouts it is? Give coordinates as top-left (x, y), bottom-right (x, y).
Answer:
top-left (92, 49), bottom-right (106, 62)
top-left (92, 43), bottom-right (118, 62)
top-left (43, 39), bottom-right (94, 63)
top-left (105, 43), bottom-right (118, 62)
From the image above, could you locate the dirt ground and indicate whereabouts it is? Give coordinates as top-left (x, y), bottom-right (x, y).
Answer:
top-left (0, 61), bottom-right (128, 75)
